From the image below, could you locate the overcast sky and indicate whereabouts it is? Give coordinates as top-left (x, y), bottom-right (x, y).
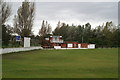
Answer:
top-left (6, 1), bottom-right (118, 35)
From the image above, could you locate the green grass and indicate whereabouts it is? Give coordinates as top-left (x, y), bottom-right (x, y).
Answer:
top-left (2, 48), bottom-right (118, 78)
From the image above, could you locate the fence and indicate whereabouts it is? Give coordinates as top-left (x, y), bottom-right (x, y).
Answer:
top-left (0, 46), bottom-right (43, 54)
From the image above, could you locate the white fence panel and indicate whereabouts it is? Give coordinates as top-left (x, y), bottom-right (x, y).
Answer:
top-left (1, 46), bottom-right (43, 54)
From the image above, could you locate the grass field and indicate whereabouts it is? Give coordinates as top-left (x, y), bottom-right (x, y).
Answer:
top-left (2, 48), bottom-right (118, 78)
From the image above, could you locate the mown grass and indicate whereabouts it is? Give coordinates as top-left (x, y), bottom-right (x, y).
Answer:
top-left (2, 48), bottom-right (118, 78)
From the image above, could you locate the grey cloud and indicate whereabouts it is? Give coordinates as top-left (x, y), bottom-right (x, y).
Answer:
top-left (35, 2), bottom-right (118, 23)
top-left (6, 2), bottom-right (118, 35)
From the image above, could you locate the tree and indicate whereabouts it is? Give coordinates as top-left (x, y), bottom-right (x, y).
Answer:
top-left (75, 25), bottom-right (84, 43)
top-left (2, 25), bottom-right (9, 46)
top-left (2, 25), bottom-right (13, 47)
top-left (66, 24), bottom-right (77, 41)
top-left (92, 25), bottom-right (105, 47)
top-left (117, 25), bottom-right (120, 47)
top-left (52, 21), bottom-right (119, 48)
top-left (57, 23), bottom-right (69, 40)
top-left (102, 22), bottom-right (114, 47)
top-left (39, 20), bottom-right (47, 36)
top-left (53, 21), bottom-right (61, 35)
top-left (39, 20), bottom-right (52, 36)
top-left (0, 0), bottom-right (11, 47)
top-left (14, 0), bottom-right (35, 37)
top-left (1, 0), bottom-right (11, 25)
top-left (38, 20), bottom-right (52, 46)
top-left (45, 21), bottom-right (52, 35)
top-left (84, 23), bottom-right (92, 43)
top-left (47, 24), bottom-right (52, 34)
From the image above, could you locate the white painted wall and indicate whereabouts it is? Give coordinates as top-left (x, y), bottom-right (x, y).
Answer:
top-left (67, 43), bottom-right (73, 48)
top-left (88, 44), bottom-right (95, 49)
top-left (78, 44), bottom-right (81, 48)
top-left (54, 46), bottom-right (61, 49)
top-left (24, 37), bottom-right (30, 47)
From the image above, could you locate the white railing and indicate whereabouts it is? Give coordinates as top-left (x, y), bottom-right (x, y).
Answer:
top-left (1, 46), bottom-right (43, 54)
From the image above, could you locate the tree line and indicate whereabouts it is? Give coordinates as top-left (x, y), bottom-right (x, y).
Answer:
top-left (1, 0), bottom-right (120, 48)
top-left (52, 21), bottom-right (120, 48)
top-left (40, 20), bottom-right (120, 48)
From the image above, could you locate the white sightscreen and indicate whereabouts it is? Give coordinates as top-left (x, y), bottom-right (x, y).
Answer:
top-left (24, 37), bottom-right (30, 47)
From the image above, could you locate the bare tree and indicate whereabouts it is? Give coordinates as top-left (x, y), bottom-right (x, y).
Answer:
top-left (39, 20), bottom-right (52, 36)
top-left (39, 20), bottom-right (46, 36)
top-left (0, 0), bottom-right (11, 25)
top-left (47, 24), bottom-right (52, 34)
